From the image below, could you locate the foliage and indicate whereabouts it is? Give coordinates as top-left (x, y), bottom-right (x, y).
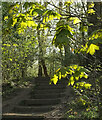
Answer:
top-left (50, 65), bottom-right (91, 89)
top-left (2, 1), bottom-right (102, 119)
top-left (53, 20), bottom-right (73, 48)
top-left (64, 97), bottom-right (99, 119)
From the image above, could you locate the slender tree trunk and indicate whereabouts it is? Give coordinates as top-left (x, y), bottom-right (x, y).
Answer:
top-left (41, 59), bottom-right (48, 77)
top-left (38, 64), bottom-right (42, 77)
top-left (37, 24), bottom-right (48, 77)
top-left (37, 25), bottom-right (43, 77)
top-left (40, 28), bottom-right (49, 77)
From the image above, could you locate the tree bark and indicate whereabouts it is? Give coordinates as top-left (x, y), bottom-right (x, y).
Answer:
top-left (37, 25), bottom-right (43, 77)
top-left (37, 24), bottom-right (49, 77)
top-left (41, 59), bottom-right (48, 77)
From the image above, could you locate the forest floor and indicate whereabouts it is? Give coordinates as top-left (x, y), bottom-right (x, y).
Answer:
top-left (3, 78), bottom-right (99, 119)
top-left (2, 80), bottom-right (34, 114)
top-left (2, 78), bottom-right (74, 119)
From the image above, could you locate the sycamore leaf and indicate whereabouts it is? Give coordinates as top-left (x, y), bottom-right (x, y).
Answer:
top-left (84, 74), bottom-right (88, 79)
top-left (70, 17), bottom-right (81, 24)
top-left (64, 0), bottom-right (73, 6)
top-left (69, 76), bottom-right (74, 86)
top-left (20, 21), bottom-right (27, 28)
top-left (87, 9), bottom-right (95, 14)
top-left (80, 72), bottom-right (84, 78)
top-left (10, 58), bottom-right (12, 61)
top-left (51, 74), bottom-right (58, 85)
top-left (79, 82), bottom-right (85, 87)
top-left (13, 44), bottom-right (18, 46)
top-left (73, 65), bottom-right (78, 69)
top-left (61, 73), bottom-right (68, 78)
top-left (88, 3), bottom-right (94, 8)
top-left (32, 9), bottom-right (43, 15)
top-left (27, 21), bottom-right (37, 27)
top-left (87, 44), bottom-right (99, 55)
top-left (84, 83), bottom-right (91, 89)
top-left (75, 76), bottom-right (79, 80)
top-left (73, 17), bottom-right (81, 24)
top-left (89, 29), bottom-right (102, 40)
top-left (12, 17), bottom-right (17, 27)
top-left (80, 43), bottom-right (88, 52)
top-left (4, 16), bottom-right (8, 20)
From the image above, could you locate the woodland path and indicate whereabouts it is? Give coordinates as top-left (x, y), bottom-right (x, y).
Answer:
top-left (2, 77), bottom-right (73, 120)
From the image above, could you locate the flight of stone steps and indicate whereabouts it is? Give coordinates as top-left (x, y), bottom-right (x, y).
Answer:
top-left (2, 77), bottom-right (69, 120)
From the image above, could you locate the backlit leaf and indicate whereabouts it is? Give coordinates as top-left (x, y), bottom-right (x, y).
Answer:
top-left (88, 3), bottom-right (94, 8)
top-left (87, 9), bottom-right (95, 14)
top-left (59, 72), bottom-right (61, 80)
top-left (87, 44), bottom-right (99, 55)
top-left (84, 83), bottom-right (91, 89)
top-left (73, 17), bottom-right (81, 24)
top-left (69, 76), bottom-right (74, 86)
top-left (51, 74), bottom-right (58, 85)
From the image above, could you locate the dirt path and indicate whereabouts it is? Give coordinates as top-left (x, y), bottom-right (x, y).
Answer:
top-left (2, 78), bottom-right (73, 119)
top-left (3, 80), bottom-right (35, 114)
top-left (3, 88), bottom-right (32, 114)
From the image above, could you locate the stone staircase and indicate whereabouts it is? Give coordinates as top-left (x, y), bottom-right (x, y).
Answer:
top-left (2, 77), bottom-right (68, 120)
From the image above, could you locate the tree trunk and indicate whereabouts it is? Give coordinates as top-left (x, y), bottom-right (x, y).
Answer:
top-left (41, 59), bottom-right (48, 77)
top-left (38, 64), bottom-right (42, 77)
top-left (40, 28), bottom-right (49, 77)
top-left (37, 25), bottom-right (43, 77)
top-left (37, 24), bottom-right (49, 77)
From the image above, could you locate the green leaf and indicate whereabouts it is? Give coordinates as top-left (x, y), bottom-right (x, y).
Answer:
top-left (32, 9), bottom-right (43, 15)
top-left (59, 72), bottom-right (61, 80)
top-left (89, 29), bottom-right (102, 40)
top-left (4, 16), bottom-right (8, 20)
top-left (9, 58), bottom-right (12, 61)
top-left (64, 0), bottom-right (73, 6)
top-left (43, 10), bottom-right (61, 22)
top-left (70, 76), bottom-right (74, 85)
top-left (73, 17), bottom-right (81, 24)
top-left (88, 2), bottom-right (94, 8)
top-left (51, 74), bottom-right (58, 85)
top-left (80, 72), bottom-right (84, 78)
top-left (84, 83), bottom-right (91, 89)
top-left (53, 28), bottom-right (73, 48)
top-left (87, 44), bottom-right (99, 55)
top-left (87, 9), bottom-right (95, 14)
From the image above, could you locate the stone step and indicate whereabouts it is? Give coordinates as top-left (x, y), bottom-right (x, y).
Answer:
top-left (35, 82), bottom-right (68, 87)
top-left (2, 114), bottom-right (44, 120)
top-left (12, 105), bottom-right (55, 113)
top-left (35, 83), bottom-right (67, 86)
top-left (34, 85), bottom-right (66, 89)
top-left (35, 80), bottom-right (67, 84)
top-left (19, 98), bottom-right (61, 106)
top-left (32, 89), bottom-right (65, 94)
top-left (30, 93), bottom-right (65, 99)
top-left (35, 77), bottom-right (50, 81)
top-left (35, 81), bottom-right (50, 85)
